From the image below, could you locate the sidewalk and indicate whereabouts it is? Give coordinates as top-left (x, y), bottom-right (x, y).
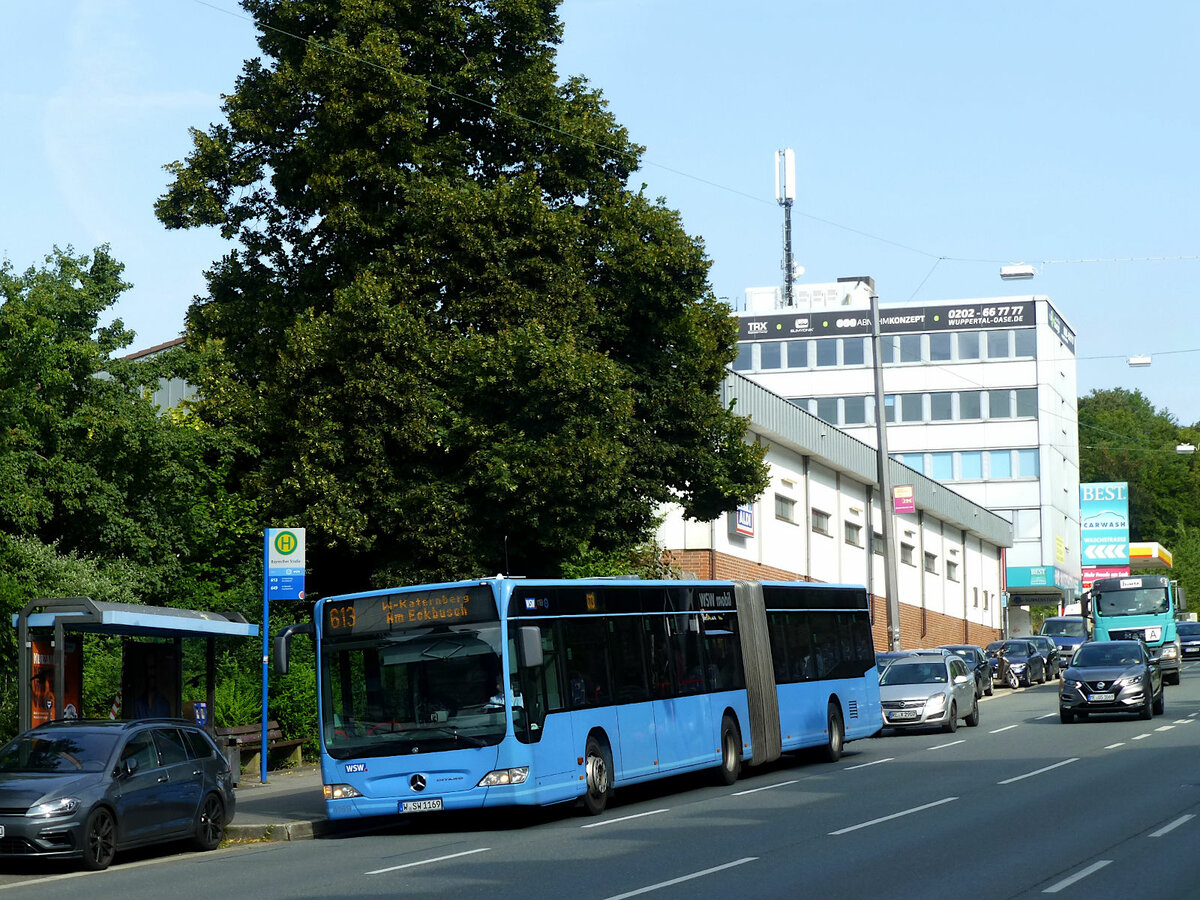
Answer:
top-left (225, 764), bottom-right (328, 842)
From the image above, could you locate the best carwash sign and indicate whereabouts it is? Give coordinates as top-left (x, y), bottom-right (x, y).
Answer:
top-left (1080, 483), bottom-right (1129, 567)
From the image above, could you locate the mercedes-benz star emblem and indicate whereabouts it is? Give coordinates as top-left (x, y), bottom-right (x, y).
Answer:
top-left (410, 774), bottom-right (427, 792)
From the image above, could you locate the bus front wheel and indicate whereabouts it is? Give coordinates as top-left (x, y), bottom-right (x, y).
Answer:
top-left (820, 702), bottom-right (844, 763)
top-left (717, 715), bottom-right (742, 785)
top-left (582, 735), bottom-right (612, 815)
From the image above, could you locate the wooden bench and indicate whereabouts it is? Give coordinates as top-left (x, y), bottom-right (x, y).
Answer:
top-left (215, 721), bottom-right (304, 773)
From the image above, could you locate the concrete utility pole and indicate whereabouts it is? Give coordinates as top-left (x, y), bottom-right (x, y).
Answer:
top-left (870, 292), bottom-right (902, 650)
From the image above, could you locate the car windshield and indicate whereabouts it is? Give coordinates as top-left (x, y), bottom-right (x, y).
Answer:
top-left (879, 662), bottom-right (947, 685)
top-left (1073, 645), bottom-right (1143, 667)
top-left (0, 731), bottom-right (120, 773)
top-left (1042, 619), bottom-right (1086, 638)
top-left (1176, 623), bottom-right (1200, 636)
top-left (1000, 642), bottom-right (1029, 658)
top-left (985, 641), bottom-right (1004, 655)
top-left (1095, 587), bottom-right (1169, 617)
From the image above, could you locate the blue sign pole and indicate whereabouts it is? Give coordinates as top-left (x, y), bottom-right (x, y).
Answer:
top-left (261, 532), bottom-right (270, 785)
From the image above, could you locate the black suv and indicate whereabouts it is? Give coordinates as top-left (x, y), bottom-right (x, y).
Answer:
top-left (0, 718), bottom-right (235, 870)
top-left (1059, 640), bottom-right (1164, 723)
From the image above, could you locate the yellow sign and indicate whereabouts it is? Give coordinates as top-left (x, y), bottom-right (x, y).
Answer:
top-left (1055, 535), bottom-right (1066, 564)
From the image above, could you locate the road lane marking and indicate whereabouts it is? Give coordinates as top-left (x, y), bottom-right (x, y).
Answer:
top-left (1155, 725), bottom-right (1175, 732)
top-left (926, 740), bottom-right (965, 751)
top-left (829, 797), bottom-right (957, 835)
top-left (1133, 733), bottom-right (1152, 740)
top-left (602, 857), bottom-right (758, 900)
top-left (732, 780), bottom-right (798, 796)
top-left (366, 847), bottom-right (489, 875)
top-left (1149, 814), bottom-right (1194, 837)
top-left (843, 758), bottom-right (894, 771)
top-left (1044, 860), bottom-right (1111, 893)
top-left (1104, 742), bottom-right (1125, 749)
top-left (998, 758), bottom-right (1078, 785)
top-left (1036, 713), bottom-right (1058, 719)
top-left (990, 724), bottom-right (1020, 734)
top-left (581, 809), bottom-right (669, 829)
top-left (1173, 719), bottom-right (1193, 725)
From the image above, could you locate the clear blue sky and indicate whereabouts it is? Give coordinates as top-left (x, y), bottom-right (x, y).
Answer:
top-left (4, 1), bottom-right (1198, 425)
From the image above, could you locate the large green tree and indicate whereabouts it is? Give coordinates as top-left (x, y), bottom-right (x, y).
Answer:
top-left (156, 0), bottom-right (767, 594)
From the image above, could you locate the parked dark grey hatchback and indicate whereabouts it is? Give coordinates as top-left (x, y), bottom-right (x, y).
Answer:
top-left (0, 719), bottom-right (234, 870)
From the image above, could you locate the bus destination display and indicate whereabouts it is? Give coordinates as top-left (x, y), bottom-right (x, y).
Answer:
top-left (325, 585), bottom-right (496, 635)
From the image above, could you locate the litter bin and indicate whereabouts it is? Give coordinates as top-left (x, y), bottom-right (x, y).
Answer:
top-left (223, 739), bottom-right (241, 786)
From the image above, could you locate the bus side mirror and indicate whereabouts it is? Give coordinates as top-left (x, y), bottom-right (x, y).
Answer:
top-left (274, 622), bottom-right (314, 675)
top-left (517, 626), bottom-right (543, 669)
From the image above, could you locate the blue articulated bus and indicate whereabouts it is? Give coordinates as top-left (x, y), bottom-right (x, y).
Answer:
top-left (274, 578), bottom-right (882, 819)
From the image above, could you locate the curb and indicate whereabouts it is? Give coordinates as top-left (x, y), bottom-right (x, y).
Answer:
top-left (226, 819), bottom-right (324, 842)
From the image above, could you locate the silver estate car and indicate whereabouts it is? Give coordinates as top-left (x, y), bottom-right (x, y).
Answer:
top-left (0, 718), bottom-right (235, 870)
top-left (879, 655), bottom-right (980, 732)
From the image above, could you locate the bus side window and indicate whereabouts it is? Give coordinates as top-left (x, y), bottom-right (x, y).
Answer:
top-left (562, 618), bottom-right (612, 708)
top-left (514, 620), bottom-right (564, 744)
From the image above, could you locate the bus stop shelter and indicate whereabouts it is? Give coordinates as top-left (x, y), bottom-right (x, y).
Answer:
top-left (14, 596), bottom-right (259, 733)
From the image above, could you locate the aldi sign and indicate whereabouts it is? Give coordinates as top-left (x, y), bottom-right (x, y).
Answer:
top-left (1080, 482), bottom-right (1129, 567)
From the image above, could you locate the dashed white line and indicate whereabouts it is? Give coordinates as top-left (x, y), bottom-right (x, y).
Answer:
top-left (927, 740), bottom-right (965, 751)
top-left (843, 758), bottom-right (894, 771)
top-left (1155, 725), bottom-right (1176, 732)
top-left (1036, 713), bottom-right (1058, 720)
top-left (1133, 733), bottom-right (1152, 741)
top-left (830, 797), bottom-right (958, 835)
top-left (990, 724), bottom-right (1020, 734)
top-left (365, 847), bottom-right (490, 875)
top-left (602, 857), bottom-right (758, 900)
top-left (1149, 814), bottom-right (1195, 838)
top-left (1173, 719), bottom-right (1193, 725)
top-left (581, 809), bottom-right (669, 829)
top-left (732, 780), bottom-right (798, 796)
top-left (1044, 860), bottom-right (1111, 893)
top-left (998, 758), bottom-right (1079, 785)
top-left (1104, 742), bottom-right (1125, 750)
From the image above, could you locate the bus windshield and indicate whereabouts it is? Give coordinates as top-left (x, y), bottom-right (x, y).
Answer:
top-left (1042, 619), bottom-right (1086, 638)
top-left (321, 622), bottom-right (507, 759)
top-left (1094, 587), bottom-right (1169, 617)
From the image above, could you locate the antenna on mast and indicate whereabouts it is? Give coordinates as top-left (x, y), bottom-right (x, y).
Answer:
top-left (775, 148), bottom-right (796, 307)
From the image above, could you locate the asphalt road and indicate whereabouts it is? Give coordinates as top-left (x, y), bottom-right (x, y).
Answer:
top-left (4, 663), bottom-right (1200, 899)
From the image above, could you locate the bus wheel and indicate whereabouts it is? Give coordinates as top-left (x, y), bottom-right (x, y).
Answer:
top-left (717, 715), bottom-right (742, 785)
top-left (582, 735), bottom-right (612, 815)
top-left (820, 702), bottom-right (844, 763)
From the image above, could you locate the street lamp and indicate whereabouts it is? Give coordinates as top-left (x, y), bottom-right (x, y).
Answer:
top-left (1000, 263), bottom-right (1036, 281)
top-left (870, 292), bottom-right (902, 650)
top-left (1177, 443), bottom-right (1196, 455)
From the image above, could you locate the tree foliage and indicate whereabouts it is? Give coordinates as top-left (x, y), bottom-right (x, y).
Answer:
top-left (157, 0), bottom-right (768, 595)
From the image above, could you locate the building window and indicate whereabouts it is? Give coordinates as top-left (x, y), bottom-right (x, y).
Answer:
top-left (817, 397), bottom-right (838, 424)
top-left (786, 340), bottom-right (810, 369)
top-left (845, 522), bottom-right (863, 547)
top-left (775, 494), bottom-right (796, 523)
top-left (957, 331), bottom-right (980, 360)
top-left (1017, 448), bottom-right (1039, 477)
top-left (884, 394), bottom-right (897, 423)
top-left (880, 336), bottom-right (897, 364)
top-left (983, 590), bottom-right (990, 610)
top-left (931, 452), bottom-right (953, 481)
top-left (760, 341), bottom-right (782, 369)
top-left (1016, 388), bottom-right (1037, 417)
top-left (843, 338), bottom-right (866, 366)
top-left (895, 452), bottom-right (924, 474)
top-left (901, 394), bottom-right (923, 422)
top-left (929, 332), bottom-right (952, 361)
top-left (947, 560), bottom-right (959, 582)
top-left (900, 543), bottom-right (916, 566)
top-left (986, 330), bottom-right (1010, 358)
top-left (924, 552), bottom-right (938, 574)
top-left (812, 509), bottom-right (831, 536)
top-left (988, 390), bottom-right (1012, 419)
top-left (733, 344), bottom-right (753, 371)
top-left (959, 391), bottom-right (981, 419)
top-left (816, 339), bottom-right (838, 367)
top-left (789, 398), bottom-right (813, 414)
top-left (960, 451), bottom-right (983, 479)
top-left (899, 334), bottom-right (922, 363)
top-left (989, 450), bottom-right (1012, 478)
top-left (973, 587), bottom-right (979, 608)
top-left (1015, 508), bottom-right (1041, 540)
top-left (1014, 328), bottom-right (1036, 357)
top-left (930, 392), bottom-right (953, 421)
top-left (843, 396), bottom-right (867, 425)
top-left (871, 532), bottom-right (884, 556)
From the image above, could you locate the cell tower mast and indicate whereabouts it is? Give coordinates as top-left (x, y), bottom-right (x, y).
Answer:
top-left (775, 148), bottom-right (796, 307)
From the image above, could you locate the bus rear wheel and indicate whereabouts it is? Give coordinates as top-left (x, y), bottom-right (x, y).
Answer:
top-left (717, 715), bottom-right (742, 785)
top-left (820, 702), bottom-right (844, 762)
top-left (582, 735), bottom-right (612, 816)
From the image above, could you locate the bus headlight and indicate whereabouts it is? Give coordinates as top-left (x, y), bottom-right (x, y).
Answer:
top-left (324, 783), bottom-right (362, 800)
top-left (477, 767), bottom-right (529, 787)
